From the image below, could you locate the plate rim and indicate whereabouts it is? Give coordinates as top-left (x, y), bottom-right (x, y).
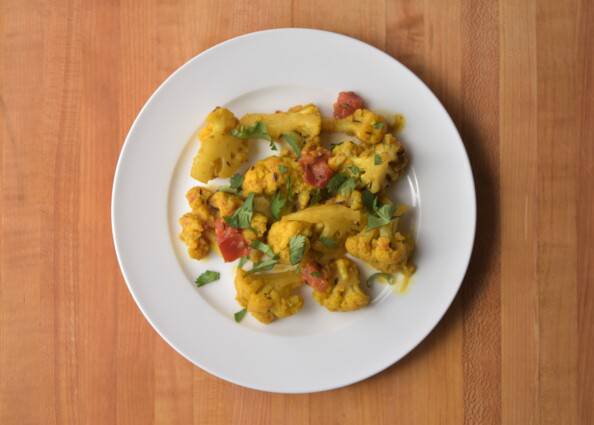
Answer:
top-left (111, 27), bottom-right (477, 393)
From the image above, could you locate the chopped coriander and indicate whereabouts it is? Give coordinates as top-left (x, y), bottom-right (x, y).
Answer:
top-left (195, 270), bottom-right (220, 287)
top-left (278, 164), bottom-right (288, 174)
top-left (319, 236), bottom-right (337, 248)
top-left (250, 240), bottom-right (277, 258)
top-left (366, 203), bottom-right (396, 230)
top-left (288, 235), bottom-right (306, 265)
top-left (347, 165), bottom-right (361, 177)
top-left (338, 177), bottom-right (356, 195)
top-left (224, 193), bottom-right (254, 229)
top-left (282, 132), bottom-right (302, 158)
top-left (269, 140), bottom-right (278, 151)
top-left (374, 153), bottom-right (382, 165)
top-left (286, 175), bottom-right (293, 198)
top-left (231, 121), bottom-right (272, 141)
top-left (309, 188), bottom-right (322, 205)
top-left (238, 256), bottom-right (249, 268)
top-left (362, 189), bottom-right (377, 213)
top-left (271, 191), bottom-right (286, 220)
top-left (326, 172), bottom-right (348, 194)
top-left (230, 173), bottom-right (244, 190)
top-left (248, 258), bottom-right (278, 273)
top-left (366, 272), bottom-right (394, 287)
top-left (234, 308), bottom-right (248, 322)
top-left (373, 121), bottom-right (385, 129)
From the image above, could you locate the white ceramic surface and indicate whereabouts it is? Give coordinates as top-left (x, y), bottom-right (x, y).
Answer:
top-left (112, 28), bottom-right (476, 393)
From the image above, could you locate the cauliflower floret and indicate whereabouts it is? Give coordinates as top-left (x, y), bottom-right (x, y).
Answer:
top-left (191, 107), bottom-right (249, 183)
top-left (282, 204), bottom-right (362, 242)
top-left (267, 220), bottom-right (313, 264)
top-left (208, 191), bottom-right (243, 217)
top-left (185, 186), bottom-right (214, 221)
top-left (313, 258), bottom-right (369, 311)
top-left (327, 140), bottom-right (364, 170)
top-left (242, 213), bottom-right (268, 243)
top-left (327, 189), bottom-right (363, 211)
top-left (239, 104), bottom-right (322, 141)
top-left (345, 222), bottom-right (414, 273)
top-left (179, 213), bottom-right (211, 260)
top-left (242, 156), bottom-right (296, 195)
top-left (352, 134), bottom-right (408, 193)
top-left (235, 269), bottom-right (304, 324)
top-left (324, 109), bottom-right (387, 144)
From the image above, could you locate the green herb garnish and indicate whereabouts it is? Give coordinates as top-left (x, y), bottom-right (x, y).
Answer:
top-left (374, 153), bottom-right (382, 165)
top-left (367, 203), bottom-right (396, 230)
top-left (248, 258), bottom-right (278, 273)
top-left (362, 189), bottom-right (377, 212)
top-left (282, 132), bottom-right (302, 158)
top-left (250, 240), bottom-right (278, 258)
top-left (326, 173), bottom-right (348, 194)
top-left (224, 193), bottom-right (254, 229)
top-left (289, 235), bottom-right (306, 265)
top-left (271, 191), bottom-right (286, 220)
top-left (195, 270), bottom-right (220, 287)
top-left (319, 236), bottom-right (337, 248)
top-left (338, 177), bottom-right (356, 195)
top-left (347, 165), bottom-right (362, 177)
top-left (219, 173), bottom-right (244, 194)
top-left (278, 164), bottom-right (288, 174)
top-left (309, 188), bottom-right (322, 205)
top-left (231, 121), bottom-right (271, 141)
top-left (234, 308), bottom-right (248, 322)
top-left (238, 256), bottom-right (249, 268)
top-left (373, 121), bottom-right (385, 129)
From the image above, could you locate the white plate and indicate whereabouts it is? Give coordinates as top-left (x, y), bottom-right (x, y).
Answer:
top-left (112, 28), bottom-right (475, 393)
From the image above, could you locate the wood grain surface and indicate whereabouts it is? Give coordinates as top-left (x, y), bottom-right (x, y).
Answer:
top-left (1, 0), bottom-right (592, 424)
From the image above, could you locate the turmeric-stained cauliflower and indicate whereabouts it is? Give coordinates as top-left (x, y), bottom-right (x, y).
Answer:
top-left (313, 258), bottom-right (369, 311)
top-left (328, 140), bottom-right (364, 171)
top-left (242, 156), bottom-right (297, 195)
top-left (239, 104), bottom-right (322, 141)
top-left (179, 187), bottom-right (214, 260)
top-left (191, 108), bottom-right (249, 183)
top-left (283, 204), bottom-right (362, 242)
top-left (345, 221), bottom-right (414, 273)
top-left (235, 269), bottom-right (304, 323)
top-left (208, 191), bottom-right (243, 217)
top-left (352, 134), bottom-right (408, 193)
top-left (267, 220), bottom-right (313, 264)
top-left (242, 213), bottom-right (268, 243)
top-left (324, 109), bottom-right (387, 144)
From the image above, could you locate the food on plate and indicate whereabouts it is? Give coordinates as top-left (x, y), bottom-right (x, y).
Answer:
top-left (180, 92), bottom-right (415, 324)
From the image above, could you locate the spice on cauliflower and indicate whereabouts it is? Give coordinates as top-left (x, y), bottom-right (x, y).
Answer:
top-left (324, 109), bottom-right (388, 144)
top-left (267, 220), bottom-right (313, 264)
top-left (313, 258), bottom-right (369, 311)
top-left (235, 268), bottom-right (304, 323)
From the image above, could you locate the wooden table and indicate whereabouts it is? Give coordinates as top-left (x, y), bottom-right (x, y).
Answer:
top-left (1, 0), bottom-right (592, 424)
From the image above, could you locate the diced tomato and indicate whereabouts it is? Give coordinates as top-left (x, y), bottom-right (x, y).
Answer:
top-left (214, 218), bottom-right (249, 262)
top-left (301, 262), bottom-right (329, 292)
top-left (299, 150), bottom-right (334, 188)
top-left (333, 91), bottom-right (365, 118)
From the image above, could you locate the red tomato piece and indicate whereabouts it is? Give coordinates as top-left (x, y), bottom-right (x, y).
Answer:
top-left (214, 219), bottom-right (249, 262)
top-left (299, 151), bottom-right (334, 188)
top-left (333, 91), bottom-right (365, 118)
top-left (301, 262), bottom-right (329, 292)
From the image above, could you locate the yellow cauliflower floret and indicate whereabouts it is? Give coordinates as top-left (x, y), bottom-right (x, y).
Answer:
top-left (235, 269), bottom-right (304, 324)
top-left (208, 191), bottom-right (243, 217)
top-left (313, 258), bottom-right (369, 311)
top-left (352, 134), bottom-right (408, 193)
top-left (191, 107), bottom-right (249, 183)
top-left (185, 186), bottom-right (214, 221)
top-left (345, 223), bottom-right (413, 273)
top-left (328, 189), bottom-right (363, 211)
top-left (179, 213), bottom-right (211, 260)
top-left (282, 204), bottom-right (362, 241)
top-left (267, 220), bottom-right (313, 264)
top-left (242, 213), bottom-right (268, 243)
top-left (325, 109), bottom-right (387, 144)
top-left (239, 104), bottom-right (322, 141)
top-left (242, 156), bottom-right (295, 195)
top-left (328, 140), bottom-right (364, 170)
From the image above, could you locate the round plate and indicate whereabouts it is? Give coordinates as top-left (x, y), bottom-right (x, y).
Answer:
top-left (112, 28), bottom-right (475, 393)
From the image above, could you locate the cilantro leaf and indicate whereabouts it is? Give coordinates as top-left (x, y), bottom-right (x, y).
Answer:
top-left (282, 132), bottom-right (302, 158)
top-left (250, 240), bottom-right (277, 258)
top-left (289, 235), bottom-right (306, 265)
top-left (366, 203), bottom-right (396, 230)
top-left (234, 308), bottom-right (247, 322)
top-left (326, 173), bottom-right (348, 194)
top-left (248, 258), bottom-right (278, 273)
top-left (269, 140), bottom-right (278, 150)
top-left (362, 189), bottom-right (377, 213)
top-left (238, 256), bottom-right (249, 268)
top-left (338, 177), bottom-right (356, 195)
top-left (373, 121), bottom-right (385, 129)
top-left (309, 188), bottom-right (322, 205)
top-left (319, 236), bottom-right (337, 248)
top-left (230, 173), bottom-right (243, 190)
top-left (231, 121), bottom-right (271, 141)
top-left (374, 153), bottom-right (382, 165)
top-left (224, 193), bottom-right (254, 229)
top-left (195, 270), bottom-right (220, 287)
top-left (271, 191), bottom-right (286, 220)
top-left (347, 165), bottom-right (361, 177)
top-left (278, 164), bottom-right (288, 174)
